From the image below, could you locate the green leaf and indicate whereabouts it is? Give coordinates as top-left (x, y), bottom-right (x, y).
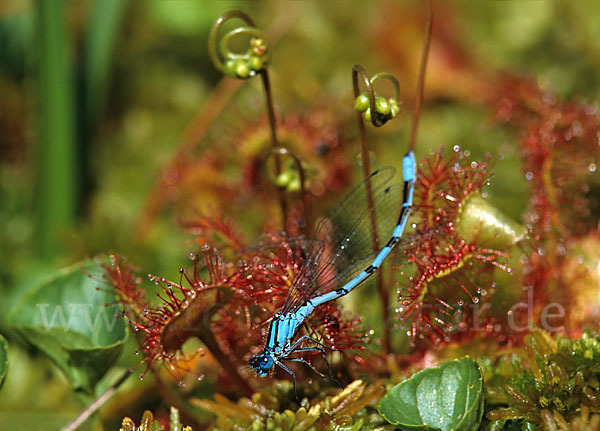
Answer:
top-left (0, 334), bottom-right (7, 388)
top-left (8, 257), bottom-right (128, 394)
top-left (0, 412), bottom-right (85, 431)
top-left (379, 357), bottom-right (484, 431)
top-left (83, 0), bottom-right (129, 131)
top-left (34, 0), bottom-right (78, 259)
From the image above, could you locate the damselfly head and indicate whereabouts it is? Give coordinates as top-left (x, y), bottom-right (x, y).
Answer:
top-left (249, 353), bottom-right (274, 377)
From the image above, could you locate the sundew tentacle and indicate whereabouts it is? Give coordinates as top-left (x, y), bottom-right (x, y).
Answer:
top-left (394, 148), bottom-right (522, 346)
top-left (105, 229), bottom-right (367, 392)
top-left (492, 76), bottom-right (600, 335)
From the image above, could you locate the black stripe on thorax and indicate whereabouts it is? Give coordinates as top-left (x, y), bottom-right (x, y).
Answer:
top-left (402, 180), bottom-right (411, 201)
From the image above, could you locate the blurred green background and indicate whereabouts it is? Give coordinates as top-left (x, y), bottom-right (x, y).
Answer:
top-left (1, 0), bottom-right (600, 427)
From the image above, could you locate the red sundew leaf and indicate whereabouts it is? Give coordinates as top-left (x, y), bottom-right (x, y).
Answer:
top-left (233, 232), bottom-right (307, 309)
top-left (397, 244), bottom-right (505, 347)
top-left (108, 216), bottom-right (372, 387)
top-left (492, 75), bottom-right (600, 238)
top-left (491, 76), bottom-right (600, 336)
top-left (393, 150), bottom-right (513, 347)
top-left (101, 254), bottom-right (146, 310)
top-left (160, 287), bottom-right (233, 354)
top-left (311, 303), bottom-right (369, 353)
top-left (158, 110), bottom-right (352, 239)
top-left (107, 233), bottom-right (312, 383)
top-left (180, 210), bottom-right (248, 251)
top-left (411, 148), bottom-right (493, 233)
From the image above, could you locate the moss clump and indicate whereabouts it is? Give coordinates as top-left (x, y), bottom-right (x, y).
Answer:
top-left (192, 379), bottom-right (388, 431)
top-left (486, 329), bottom-right (600, 428)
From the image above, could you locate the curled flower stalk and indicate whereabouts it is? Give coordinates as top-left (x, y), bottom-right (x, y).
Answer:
top-left (353, 66), bottom-right (401, 129)
top-left (208, 11), bottom-right (270, 80)
top-left (352, 65), bottom-right (402, 355)
top-left (209, 10), bottom-right (290, 231)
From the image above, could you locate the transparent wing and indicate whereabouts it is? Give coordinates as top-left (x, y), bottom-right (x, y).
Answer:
top-left (281, 166), bottom-right (398, 313)
top-left (240, 234), bottom-right (320, 258)
top-left (301, 227), bottom-right (438, 297)
top-left (239, 234), bottom-right (326, 288)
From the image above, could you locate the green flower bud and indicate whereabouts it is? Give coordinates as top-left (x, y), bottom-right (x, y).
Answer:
top-left (287, 177), bottom-right (301, 192)
top-left (354, 93), bottom-right (370, 112)
top-left (364, 107), bottom-right (372, 122)
top-left (235, 61), bottom-right (250, 79)
top-left (390, 99), bottom-right (400, 118)
top-left (224, 60), bottom-right (237, 76)
top-left (250, 37), bottom-right (264, 48)
top-left (375, 96), bottom-right (391, 115)
top-left (248, 55), bottom-right (263, 71)
top-left (275, 171), bottom-right (291, 187)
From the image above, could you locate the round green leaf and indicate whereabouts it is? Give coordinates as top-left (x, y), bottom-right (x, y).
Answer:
top-left (8, 257), bottom-right (128, 394)
top-left (0, 334), bottom-right (7, 389)
top-left (379, 357), bottom-right (484, 431)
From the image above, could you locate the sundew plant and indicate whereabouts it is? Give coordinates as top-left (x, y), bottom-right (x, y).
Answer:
top-left (0, 1), bottom-right (599, 430)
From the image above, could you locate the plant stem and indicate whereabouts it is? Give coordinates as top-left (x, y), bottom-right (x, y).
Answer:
top-left (408, 0), bottom-right (433, 153)
top-left (352, 65), bottom-right (391, 354)
top-left (209, 10), bottom-right (288, 232)
top-left (268, 147), bottom-right (310, 235)
top-left (135, 9), bottom-right (299, 239)
top-left (260, 69), bottom-right (288, 232)
top-left (62, 369), bottom-right (134, 431)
